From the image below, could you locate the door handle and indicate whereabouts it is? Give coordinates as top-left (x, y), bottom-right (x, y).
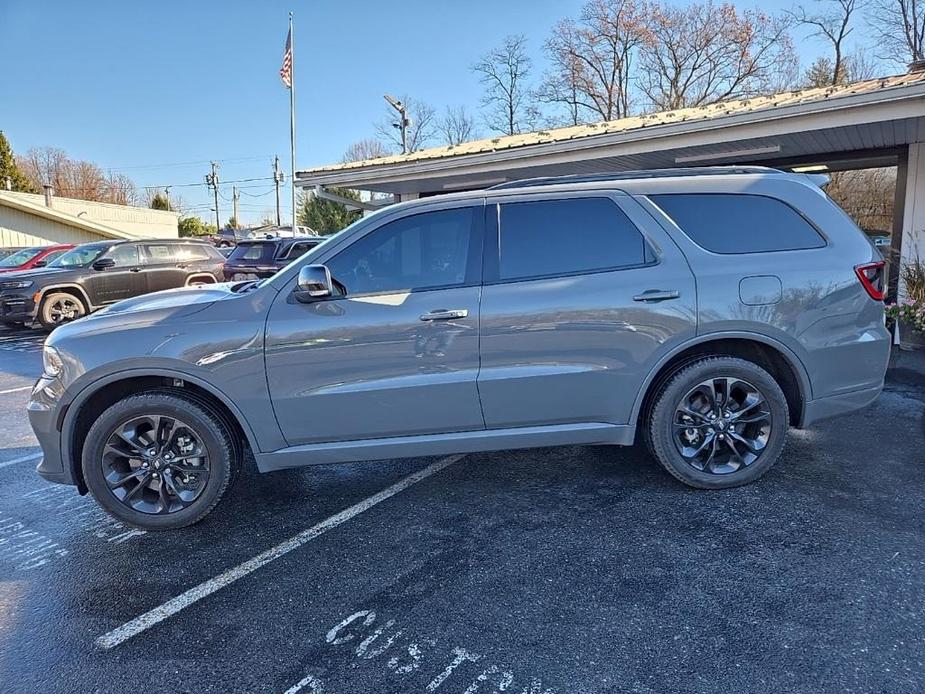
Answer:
top-left (633, 289), bottom-right (680, 302)
top-left (420, 309), bottom-right (469, 321)
top-left (129, 266), bottom-right (142, 273)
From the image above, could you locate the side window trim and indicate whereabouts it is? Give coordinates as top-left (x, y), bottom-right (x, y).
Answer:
top-left (323, 202), bottom-right (486, 299)
top-left (482, 194), bottom-right (658, 285)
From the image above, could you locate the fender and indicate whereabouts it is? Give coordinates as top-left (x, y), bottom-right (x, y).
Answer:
top-left (59, 367), bottom-right (264, 479)
top-left (628, 330), bottom-right (813, 428)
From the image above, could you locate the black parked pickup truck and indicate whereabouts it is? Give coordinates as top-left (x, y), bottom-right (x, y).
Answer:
top-left (0, 239), bottom-right (226, 329)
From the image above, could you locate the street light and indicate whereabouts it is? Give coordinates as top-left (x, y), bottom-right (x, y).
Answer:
top-left (384, 94), bottom-right (412, 154)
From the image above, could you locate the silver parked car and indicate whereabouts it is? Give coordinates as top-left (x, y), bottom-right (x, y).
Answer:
top-left (29, 167), bottom-right (890, 529)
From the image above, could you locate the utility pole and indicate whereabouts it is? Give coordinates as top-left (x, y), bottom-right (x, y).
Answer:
top-left (3, 176), bottom-right (11, 191)
top-left (232, 186), bottom-right (240, 227)
top-left (384, 94), bottom-right (411, 154)
top-left (164, 186), bottom-right (170, 210)
top-left (205, 162), bottom-right (220, 231)
top-left (273, 156), bottom-right (283, 226)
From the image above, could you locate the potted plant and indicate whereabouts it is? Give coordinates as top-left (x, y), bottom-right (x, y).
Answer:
top-left (885, 257), bottom-right (925, 350)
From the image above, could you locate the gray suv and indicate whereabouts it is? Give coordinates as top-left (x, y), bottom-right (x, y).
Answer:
top-left (28, 167), bottom-right (890, 529)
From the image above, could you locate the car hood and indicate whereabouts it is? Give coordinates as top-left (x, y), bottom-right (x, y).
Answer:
top-left (0, 267), bottom-right (78, 282)
top-left (92, 283), bottom-right (242, 318)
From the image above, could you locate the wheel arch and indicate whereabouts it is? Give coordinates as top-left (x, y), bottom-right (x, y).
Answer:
top-left (36, 284), bottom-right (93, 312)
top-left (62, 369), bottom-right (260, 493)
top-left (632, 332), bottom-right (812, 436)
top-left (185, 273), bottom-right (217, 286)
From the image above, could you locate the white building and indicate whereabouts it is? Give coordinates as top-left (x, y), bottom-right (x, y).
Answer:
top-left (0, 190), bottom-right (179, 247)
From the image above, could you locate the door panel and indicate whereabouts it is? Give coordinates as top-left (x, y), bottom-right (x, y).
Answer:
top-left (85, 244), bottom-right (146, 304)
top-left (264, 202), bottom-right (485, 447)
top-left (477, 194), bottom-right (697, 429)
top-left (142, 243), bottom-right (185, 291)
top-left (266, 287), bottom-right (483, 445)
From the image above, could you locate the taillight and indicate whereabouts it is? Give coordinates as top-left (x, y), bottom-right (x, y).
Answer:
top-left (855, 261), bottom-right (885, 301)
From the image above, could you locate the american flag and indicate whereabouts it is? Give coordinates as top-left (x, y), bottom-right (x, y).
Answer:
top-left (279, 26), bottom-right (292, 88)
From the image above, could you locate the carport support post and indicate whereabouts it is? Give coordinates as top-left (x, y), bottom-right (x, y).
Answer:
top-left (897, 143), bottom-right (925, 301)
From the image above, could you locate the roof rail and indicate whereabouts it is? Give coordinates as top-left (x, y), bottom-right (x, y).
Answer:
top-left (487, 166), bottom-right (783, 191)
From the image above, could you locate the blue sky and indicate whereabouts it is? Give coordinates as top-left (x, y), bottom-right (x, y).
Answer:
top-left (0, 0), bottom-right (881, 223)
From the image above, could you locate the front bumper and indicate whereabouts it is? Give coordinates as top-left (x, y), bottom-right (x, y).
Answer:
top-left (28, 377), bottom-right (76, 487)
top-left (0, 291), bottom-right (36, 321)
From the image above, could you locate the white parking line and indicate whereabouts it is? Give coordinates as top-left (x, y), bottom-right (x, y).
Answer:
top-left (95, 453), bottom-right (465, 650)
top-left (0, 452), bottom-right (42, 469)
top-left (0, 385), bottom-right (32, 394)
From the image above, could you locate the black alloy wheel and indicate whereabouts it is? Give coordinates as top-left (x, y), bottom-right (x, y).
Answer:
top-left (673, 377), bottom-right (773, 475)
top-left (102, 414), bottom-right (211, 515)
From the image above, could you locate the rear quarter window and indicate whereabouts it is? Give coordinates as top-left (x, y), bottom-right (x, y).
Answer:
top-left (650, 193), bottom-right (826, 254)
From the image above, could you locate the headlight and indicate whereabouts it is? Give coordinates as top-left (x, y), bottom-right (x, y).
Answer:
top-left (42, 345), bottom-right (63, 378)
top-left (0, 280), bottom-right (33, 290)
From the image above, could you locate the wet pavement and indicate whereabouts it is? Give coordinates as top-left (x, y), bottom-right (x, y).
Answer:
top-left (0, 325), bottom-right (923, 693)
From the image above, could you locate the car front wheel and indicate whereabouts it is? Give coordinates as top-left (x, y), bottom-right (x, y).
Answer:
top-left (82, 392), bottom-right (237, 529)
top-left (647, 357), bottom-right (789, 489)
top-left (38, 292), bottom-right (87, 330)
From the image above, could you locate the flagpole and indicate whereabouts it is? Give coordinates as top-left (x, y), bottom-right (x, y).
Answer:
top-left (288, 11), bottom-right (297, 233)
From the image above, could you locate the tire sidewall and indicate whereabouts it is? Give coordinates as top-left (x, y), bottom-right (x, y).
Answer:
top-left (39, 292), bottom-right (86, 330)
top-left (82, 393), bottom-right (233, 529)
top-left (649, 357), bottom-right (789, 489)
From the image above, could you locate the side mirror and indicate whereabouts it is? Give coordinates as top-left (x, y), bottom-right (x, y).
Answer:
top-left (92, 258), bottom-right (116, 271)
top-left (294, 264), bottom-right (334, 302)
top-left (33, 260), bottom-right (47, 268)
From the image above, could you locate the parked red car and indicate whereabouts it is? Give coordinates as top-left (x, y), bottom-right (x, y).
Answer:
top-left (0, 244), bottom-right (74, 273)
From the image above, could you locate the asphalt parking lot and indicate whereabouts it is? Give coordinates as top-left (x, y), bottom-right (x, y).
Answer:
top-left (0, 326), bottom-right (922, 694)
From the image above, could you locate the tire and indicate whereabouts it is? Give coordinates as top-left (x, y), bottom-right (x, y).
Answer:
top-left (647, 357), bottom-right (789, 489)
top-left (82, 391), bottom-right (238, 530)
top-left (38, 291), bottom-right (87, 330)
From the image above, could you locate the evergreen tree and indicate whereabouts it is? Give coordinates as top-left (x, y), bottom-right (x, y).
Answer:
top-left (298, 188), bottom-right (362, 235)
top-left (0, 131), bottom-right (36, 193)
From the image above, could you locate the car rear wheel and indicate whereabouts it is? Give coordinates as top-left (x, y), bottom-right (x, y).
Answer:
top-left (38, 292), bottom-right (87, 330)
top-left (647, 357), bottom-right (789, 489)
top-left (82, 392), bottom-right (237, 530)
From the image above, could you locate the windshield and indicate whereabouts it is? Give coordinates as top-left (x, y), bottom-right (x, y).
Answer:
top-left (0, 248), bottom-right (41, 267)
top-left (49, 244), bottom-right (107, 268)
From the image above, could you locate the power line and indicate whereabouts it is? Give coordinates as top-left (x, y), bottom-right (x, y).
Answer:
top-left (137, 176), bottom-right (275, 191)
top-left (102, 155), bottom-right (274, 173)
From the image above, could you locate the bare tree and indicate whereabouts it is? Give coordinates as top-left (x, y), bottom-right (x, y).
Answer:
top-left (790, 0), bottom-right (860, 86)
top-left (343, 138), bottom-right (393, 163)
top-left (17, 147), bottom-right (137, 204)
top-left (639, 2), bottom-right (799, 110)
top-left (439, 105), bottom-right (478, 146)
top-left (539, 0), bottom-right (649, 124)
top-left (473, 34), bottom-right (538, 135)
top-left (374, 96), bottom-right (437, 152)
top-left (869, 0), bottom-right (925, 63)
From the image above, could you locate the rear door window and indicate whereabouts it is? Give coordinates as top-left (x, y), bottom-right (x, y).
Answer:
top-left (143, 244), bottom-right (178, 264)
top-left (650, 193), bottom-right (826, 254)
top-left (495, 197), bottom-right (653, 281)
top-left (105, 244), bottom-right (141, 267)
